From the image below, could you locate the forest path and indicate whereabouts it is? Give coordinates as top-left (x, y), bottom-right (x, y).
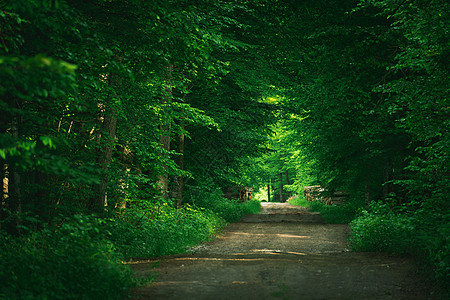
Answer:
top-left (130, 202), bottom-right (435, 299)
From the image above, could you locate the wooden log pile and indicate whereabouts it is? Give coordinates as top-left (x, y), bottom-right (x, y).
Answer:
top-left (223, 186), bottom-right (253, 202)
top-left (304, 186), bottom-right (349, 205)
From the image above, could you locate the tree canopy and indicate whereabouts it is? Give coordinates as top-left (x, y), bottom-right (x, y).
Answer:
top-left (1, 0), bottom-right (448, 297)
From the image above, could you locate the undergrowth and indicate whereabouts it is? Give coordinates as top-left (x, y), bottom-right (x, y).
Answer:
top-left (106, 203), bottom-right (226, 258)
top-left (291, 194), bottom-right (449, 295)
top-left (350, 201), bottom-right (449, 296)
top-left (0, 214), bottom-right (134, 300)
top-left (288, 194), bottom-right (362, 224)
top-left (186, 188), bottom-right (261, 222)
top-left (0, 191), bottom-right (256, 299)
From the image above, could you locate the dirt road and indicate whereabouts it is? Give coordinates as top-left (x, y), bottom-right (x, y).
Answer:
top-left (130, 202), bottom-right (437, 299)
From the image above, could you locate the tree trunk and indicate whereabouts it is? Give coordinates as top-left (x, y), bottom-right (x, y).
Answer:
top-left (1, 164), bottom-right (6, 200)
top-left (0, 163), bottom-right (6, 231)
top-left (93, 55), bottom-right (123, 210)
top-left (285, 170), bottom-right (290, 185)
top-left (158, 64), bottom-right (173, 199)
top-left (34, 170), bottom-right (48, 221)
top-left (382, 159), bottom-right (395, 200)
top-left (171, 119), bottom-right (185, 208)
top-left (158, 129), bottom-right (170, 199)
top-left (4, 117), bottom-right (22, 235)
top-left (114, 142), bottom-right (132, 209)
top-left (365, 165), bottom-right (371, 206)
top-left (267, 178), bottom-right (271, 202)
top-left (95, 108), bottom-right (118, 209)
top-left (279, 172), bottom-right (283, 202)
top-left (170, 92), bottom-right (188, 208)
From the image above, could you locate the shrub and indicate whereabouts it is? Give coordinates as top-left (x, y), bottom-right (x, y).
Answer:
top-left (287, 194), bottom-right (311, 207)
top-left (288, 194), bottom-right (362, 224)
top-left (349, 202), bottom-right (415, 253)
top-left (350, 201), bottom-right (449, 295)
top-left (241, 198), bottom-right (262, 215)
top-left (106, 203), bottom-right (227, 258)
top-left (0, 194), bottom-right (260, 299)
top-left (311, 201), bottom-right (363, 224)
top-left (0, 215), bottom-right (134, 300)
top-left (187, 188), bottom-right (261, 222)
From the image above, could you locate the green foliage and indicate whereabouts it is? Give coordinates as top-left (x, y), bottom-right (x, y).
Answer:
top-left (1, 0), bottom-right (278, 218)
top-left (309, 201), bottom-right (363, 225)
top-left (0, 2), bottom-right (269, 297)
top-left (350, 202), bottom-right (415, 253)
top-left (288, 194), bottom-right (363, 224)
top-left (350, 201), bottom-right (450, 294)
top-left (187, 188), bottom-right (261, 223)
top-left (0, 215), bottom-right (134, 300)
top-left (1, 0), bottom-right (448, 296)
top-left (105, 203), bottom-right (226, 258)
top-left (0, 204), bottom-right (232, 299)
top-left (286, 194), bottom-right (311, 207)
top-left (249, 1), bottom-right (448, 289)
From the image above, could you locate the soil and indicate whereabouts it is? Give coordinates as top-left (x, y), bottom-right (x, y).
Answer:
top-left (129, 202), bottom-right (440, 300)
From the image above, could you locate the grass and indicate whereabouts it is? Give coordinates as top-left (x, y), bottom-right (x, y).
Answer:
top-left (187, 188), bottom-right (261, 222)
top-left (105, 203), bottom-right (227, 259)
top-left (0, 214), bottom-right (134, 300)
top-left (349, 201), bottom-right (449, 296)
top-left (287, 195), bottom-right (312, 207)
top-left (288, 194), bottom-right (363, 224)
top-left (0, 191), bottom-right (258, 299)
top-left (292, 196), bottom-right (449, 296)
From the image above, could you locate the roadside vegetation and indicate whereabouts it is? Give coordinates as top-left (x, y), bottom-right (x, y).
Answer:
top-left (288, 195), bottom-right (364, 225)
top-left (289, 194), bottom-right (448, 294)
top-left (350, 201), bottom-right (449, 294)
top-left (0, 197), bottom-right (260, 299)
top-left (1, 0), bottom-right (447, 298)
